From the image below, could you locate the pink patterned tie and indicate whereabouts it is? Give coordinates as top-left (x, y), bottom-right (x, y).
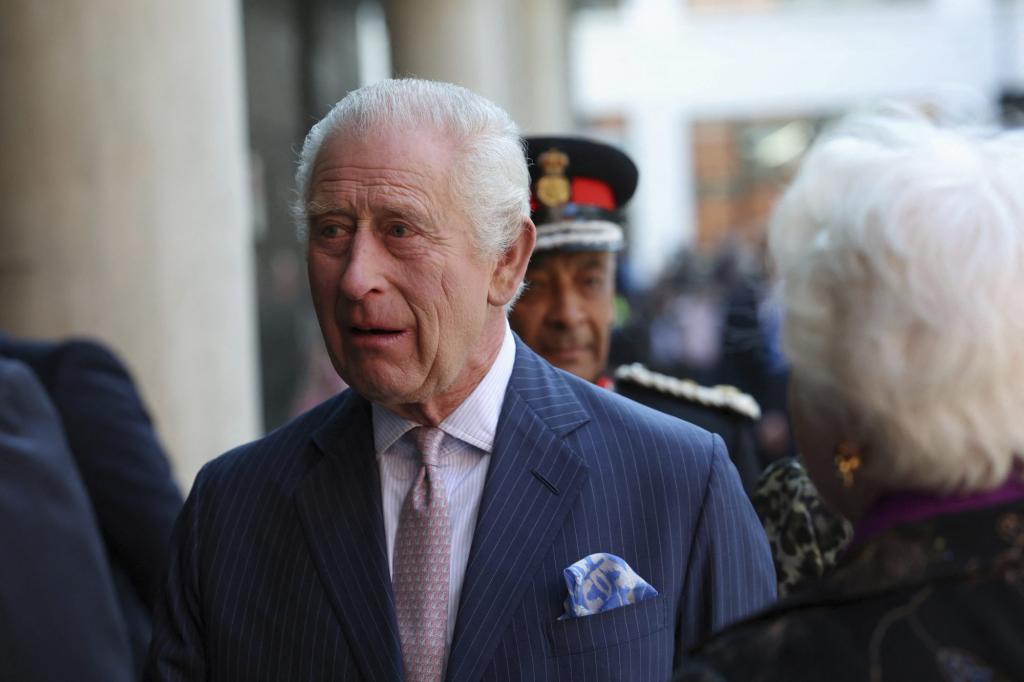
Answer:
top-left (393, 426), bottom-right (450, 682)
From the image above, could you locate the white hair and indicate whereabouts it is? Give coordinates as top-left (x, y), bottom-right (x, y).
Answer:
top-left (292, 78), bottom-right (530, 259)
top-left (771, 109), bottom-right (1024, 494)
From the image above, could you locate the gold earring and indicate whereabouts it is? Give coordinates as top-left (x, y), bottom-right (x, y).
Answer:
top-left (834, 441), bottom-right (862, 488)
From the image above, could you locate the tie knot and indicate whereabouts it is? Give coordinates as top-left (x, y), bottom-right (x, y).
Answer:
top-left (412, 426), bottom-right (445, 467)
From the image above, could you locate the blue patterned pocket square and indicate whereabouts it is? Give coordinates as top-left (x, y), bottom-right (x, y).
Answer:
top-left (559, 553), bottom-right (659, 620)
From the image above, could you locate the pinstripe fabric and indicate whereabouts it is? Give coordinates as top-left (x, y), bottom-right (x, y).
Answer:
top-left (375, 322), bottom-right (515, 650)
top-left (146, 337), bottom-right (775, 682)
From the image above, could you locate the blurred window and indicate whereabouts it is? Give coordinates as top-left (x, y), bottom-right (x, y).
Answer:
top-left (692, 116), bottom-right (830, 252)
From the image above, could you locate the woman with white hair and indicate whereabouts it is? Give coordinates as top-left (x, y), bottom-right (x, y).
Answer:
top-left (676, 111), bottom-right (1024, 681)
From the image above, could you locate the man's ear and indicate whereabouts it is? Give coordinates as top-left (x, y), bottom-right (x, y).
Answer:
top-left (488, 218), bottom-right (536, 306)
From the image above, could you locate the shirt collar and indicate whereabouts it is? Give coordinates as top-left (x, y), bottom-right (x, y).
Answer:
top-left (372, 321), bottom-right (516, 454)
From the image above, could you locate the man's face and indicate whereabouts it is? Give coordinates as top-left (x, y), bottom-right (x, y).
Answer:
top-left (305, 126), bottom-right (510, 419)
top-left (510, 250), bottom-right (616, 383)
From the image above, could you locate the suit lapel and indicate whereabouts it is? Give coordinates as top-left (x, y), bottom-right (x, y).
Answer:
top-left (294, 391), bottom-right (403, 682)
top-left (446, 341), bottom-right (591, 682)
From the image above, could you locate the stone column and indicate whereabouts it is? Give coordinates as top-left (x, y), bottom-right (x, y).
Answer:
top-left (0, 0), bottom-right (260, 488)
top-left (384, 0), bottom-right (571, 134)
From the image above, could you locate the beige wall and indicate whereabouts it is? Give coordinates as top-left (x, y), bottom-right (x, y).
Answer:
top-left (0, 0), bottom-right (260, 488)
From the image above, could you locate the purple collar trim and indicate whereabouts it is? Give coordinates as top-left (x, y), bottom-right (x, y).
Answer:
top-left (852, 475), bottom-right (1024, 547)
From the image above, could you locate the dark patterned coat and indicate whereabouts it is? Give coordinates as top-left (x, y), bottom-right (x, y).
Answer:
top-left (676, 496), bottom-right (1024, 682)
top-left (750, 458), bottom-right (852, 597)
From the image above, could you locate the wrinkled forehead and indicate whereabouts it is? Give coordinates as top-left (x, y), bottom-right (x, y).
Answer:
top-left (314, 124), bottom-right (456, 173)
top-left (307, 125), bottom-right (461, 215)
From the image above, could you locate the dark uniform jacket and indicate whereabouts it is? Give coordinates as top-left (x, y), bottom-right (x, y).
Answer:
top-left (612, 363), bottom-right (762, 494)
top-left (676, 495), bottom-right (1024, 682)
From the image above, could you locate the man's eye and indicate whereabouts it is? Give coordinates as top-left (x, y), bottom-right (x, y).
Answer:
top-left (387, 223), bottom-right (411, 237)
top-left (316, 222), bottom-right (349, 238)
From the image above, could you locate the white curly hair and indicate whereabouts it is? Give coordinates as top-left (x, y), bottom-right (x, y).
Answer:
top-left (772, 109), bottom-right (1024, 494)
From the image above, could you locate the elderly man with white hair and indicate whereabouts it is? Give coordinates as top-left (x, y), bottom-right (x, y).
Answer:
top-left (147, 79), bottom-right (775, 682)
top-left (677, 111), bottom-right (1024, 682)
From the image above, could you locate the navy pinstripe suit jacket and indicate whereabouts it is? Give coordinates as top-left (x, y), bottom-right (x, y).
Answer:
top-left (148, 339), bottom-right (775, 681)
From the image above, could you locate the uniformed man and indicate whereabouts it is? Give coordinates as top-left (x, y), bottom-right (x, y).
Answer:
top-left (509, 135), bottom-right (763, 492)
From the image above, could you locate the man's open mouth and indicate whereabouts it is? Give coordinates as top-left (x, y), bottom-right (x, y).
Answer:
top-left (351, 327), bottom-right (402, 335)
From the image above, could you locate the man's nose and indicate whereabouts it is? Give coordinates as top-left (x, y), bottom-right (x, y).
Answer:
top-left (546, 285), bottom-right (587, 327)
top-left (338, 230), bottom-right (385, 300)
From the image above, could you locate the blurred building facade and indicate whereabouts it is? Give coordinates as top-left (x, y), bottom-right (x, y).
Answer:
top-left (4, 0), bottom-right (1022, 484)
top-left (573, 0), bottom-right (1024, 284)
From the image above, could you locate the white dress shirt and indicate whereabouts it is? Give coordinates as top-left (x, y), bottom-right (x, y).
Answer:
top-left (373, 322), bottom-right (515, 653)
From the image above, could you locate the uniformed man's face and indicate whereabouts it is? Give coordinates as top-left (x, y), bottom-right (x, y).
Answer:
top-left (510, 250), bottom-right (616, 383)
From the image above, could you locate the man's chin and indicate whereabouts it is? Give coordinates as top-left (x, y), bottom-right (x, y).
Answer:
top-left (340, 369), bottom-right (421, 407)
top-left (547, 356), bottom-right (600, 384)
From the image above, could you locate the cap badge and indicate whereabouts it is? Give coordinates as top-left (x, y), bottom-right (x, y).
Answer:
top-left (536, 147), bottom-right (571, 208)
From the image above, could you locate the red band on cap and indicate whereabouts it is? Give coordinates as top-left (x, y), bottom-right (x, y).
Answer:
top-left (530, 177), bottom-right (617, 212)
top-left (571, 178), bottom-right (616, 211)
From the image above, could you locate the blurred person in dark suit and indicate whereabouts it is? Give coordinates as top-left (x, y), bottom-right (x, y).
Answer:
top-left (510, 136), bottom-right (763, 492)
top-left (677, 110), bottom-right (1024, 681)
top-left (0, 334), bottom-right (184, 677)
top-left (0, 357), bottom-right (134, 682)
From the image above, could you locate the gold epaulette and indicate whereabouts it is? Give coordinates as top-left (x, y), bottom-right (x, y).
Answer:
top-left (613, 363), bottom-right (762, 420)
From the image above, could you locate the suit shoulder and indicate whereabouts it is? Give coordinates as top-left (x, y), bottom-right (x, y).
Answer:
top-left (613, 363), bottom-right (761, 420)
top-left (24, 337), bottom-right (127, 377)
top-left (563, 367), bottom-right (721, 467)
top-left (198, 392), bottom-right (346, 490)
top-left (57, 337), bottom-right (121, 363)
top-left (0, 356), bottom-right (33, 385)
top-left (33, 338), bottom-right (137, 399)
top-left (0, 358), bottom-right (50, 413)
top-left (556, 369), bottom-right (727, 522)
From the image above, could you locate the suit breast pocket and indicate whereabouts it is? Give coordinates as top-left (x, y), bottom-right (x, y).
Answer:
top-left (546, 595), bottom-right (669, 657)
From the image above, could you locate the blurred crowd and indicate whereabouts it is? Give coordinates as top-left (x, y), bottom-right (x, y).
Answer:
top-left (612, 240), bottom-right (794, 463)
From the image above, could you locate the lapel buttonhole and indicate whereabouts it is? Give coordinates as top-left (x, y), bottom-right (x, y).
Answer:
top-left (531, 469), bottom-right (560, 495)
